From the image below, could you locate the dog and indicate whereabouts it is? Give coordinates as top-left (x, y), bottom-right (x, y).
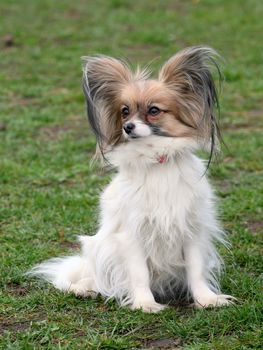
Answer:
top-left (29, 46), bottom-right (235, 312)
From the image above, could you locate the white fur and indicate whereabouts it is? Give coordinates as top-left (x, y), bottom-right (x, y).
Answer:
top-left (123, 119), bottom-right (152, 139)
top-left (29, 135), bottom-right (234, 312)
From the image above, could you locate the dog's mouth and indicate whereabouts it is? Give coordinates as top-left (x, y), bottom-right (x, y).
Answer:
top-left (123, 128), bottom-right (142, 140)
top-left (123, 128), bottom-right (170, 141)
top-left (127, 133), bottom-right (140, 139)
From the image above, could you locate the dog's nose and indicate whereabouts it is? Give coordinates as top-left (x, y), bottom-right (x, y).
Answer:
top-left (123, 122), bottom-right (135, 134)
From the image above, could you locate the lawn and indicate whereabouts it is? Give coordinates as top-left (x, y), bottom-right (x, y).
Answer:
top-left (0, 0), bottom-right (262, 349)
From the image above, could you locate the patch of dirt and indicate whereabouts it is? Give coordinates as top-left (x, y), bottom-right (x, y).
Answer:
top-left (0, 314), bottom-right (47, 335)
top-left (38, 117), bottom-right (89, 141)
top-left (0, 123), bottom-right (7, 131)
top-left (56, 229), bottom-right (81, 250)
top-left (31, 178), bottom-right (76, 188)
top-left (223, 123), bottom-right (263, 132)
top-left (166, 1), bottom-right (187, 12)
top-left (66, 9), bottom-right (82, 19)
top-left (17, 96), bottom-right (39, 106)
top-left (0, 320), bottom-right (31, 335)
top-left (214, 178), bottom-right (232, 192)
top-left (6, 282), bottom-right (28, 297)
top-left (5, 93), bottom-right (39, 108)
top-left (60, 241), bottom-right (80, 250)
top-left (39, 124), bottom-right (74, 140)
top-left (246, 220), bottom-right (263, 235)
top-left (1, 34), bottom-right (14, 47)
top-left (227, 109), bottom-right (263, 119)
top-left (145, 337), bottom-right (182, 349)
top-left (4, 91), bottom-right (39, 108)
top-left (223, 109), bottom-right (263, 131)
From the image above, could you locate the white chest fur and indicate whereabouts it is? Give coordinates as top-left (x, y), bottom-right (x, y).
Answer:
top-left (100, 153), bottom-right (212, 273)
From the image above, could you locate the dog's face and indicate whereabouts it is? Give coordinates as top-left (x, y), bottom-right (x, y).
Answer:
top-left (82, 46), bottom-right (222, 158)
top-left (119, 80), bottom-right (195, 140)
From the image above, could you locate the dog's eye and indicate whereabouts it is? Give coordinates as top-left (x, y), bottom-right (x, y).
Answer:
top-left (121, 106), bottom-right (129, 118)
top-left (148, 106), bottom-right (160, 116)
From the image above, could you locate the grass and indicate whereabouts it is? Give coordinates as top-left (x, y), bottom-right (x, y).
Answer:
top-left (0, 0), bottom-right (262, 349)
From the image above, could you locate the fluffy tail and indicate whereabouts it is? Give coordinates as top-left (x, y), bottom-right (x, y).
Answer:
top-left (27, 255), bottom-right (90, 292)
top-left (27, 234), bottom-right (132, 303)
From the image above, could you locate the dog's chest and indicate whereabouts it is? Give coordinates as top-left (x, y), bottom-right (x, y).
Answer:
top-left (120, 164), bottom-right (196, 235)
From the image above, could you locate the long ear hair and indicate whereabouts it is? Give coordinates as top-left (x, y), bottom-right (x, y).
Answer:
top-left (159, 46), bottom-right (223, 166)
top-left (82, 56), bottom-right (134, 154)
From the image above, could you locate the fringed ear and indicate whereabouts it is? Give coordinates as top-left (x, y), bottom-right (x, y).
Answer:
top-left (159, 46), bottom-right (223, 164)
top-left (82, 56), bottom-right (133, 152)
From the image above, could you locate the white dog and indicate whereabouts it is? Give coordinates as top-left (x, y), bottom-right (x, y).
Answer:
top-left (30, 46), bottom-right (234, 312)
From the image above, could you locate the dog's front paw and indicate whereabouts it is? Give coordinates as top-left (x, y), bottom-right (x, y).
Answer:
top-left (131, 300), bottom-right (166, 313)
top-left (195, 293), bottom-right (236, 308)
top-left (69, 278), bottom-right (98, 298)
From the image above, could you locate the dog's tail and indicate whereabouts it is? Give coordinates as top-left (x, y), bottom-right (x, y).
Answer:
top-left (27, 255), bottom-right (89, 292)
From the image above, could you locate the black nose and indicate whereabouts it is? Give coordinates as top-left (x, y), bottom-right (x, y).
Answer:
top-left (123, 122), bottom-right (135, 134)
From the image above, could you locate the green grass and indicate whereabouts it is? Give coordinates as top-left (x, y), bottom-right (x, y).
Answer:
top-left (0, 0), bottom-right (262, 349)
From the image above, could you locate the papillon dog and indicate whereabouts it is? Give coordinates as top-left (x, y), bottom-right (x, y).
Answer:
top-left (29, 46), bottom-right (235, 312)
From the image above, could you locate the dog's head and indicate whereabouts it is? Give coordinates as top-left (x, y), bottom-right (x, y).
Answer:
top-left (82, 46), bottom-right (223, 162)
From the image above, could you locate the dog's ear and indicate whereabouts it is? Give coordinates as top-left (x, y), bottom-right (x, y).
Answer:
top-left (159, 46), bottom-right (223, 163)
top-left (82, 56), bottom-right (133, 150)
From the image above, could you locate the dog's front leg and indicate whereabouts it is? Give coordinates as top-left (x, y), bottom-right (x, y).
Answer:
top-left (184, 239), bottom-right (234, 307)
top-left (122, 236), bottom-right (166, 313)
